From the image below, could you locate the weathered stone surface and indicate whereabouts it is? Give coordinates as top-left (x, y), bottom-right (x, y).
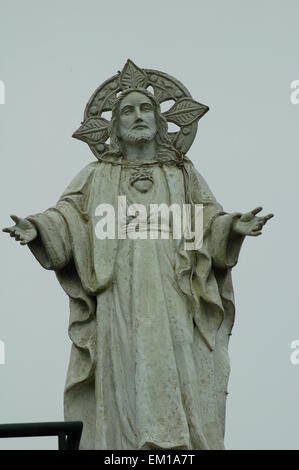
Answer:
top-left (3, 60), bottom-right (273, 450)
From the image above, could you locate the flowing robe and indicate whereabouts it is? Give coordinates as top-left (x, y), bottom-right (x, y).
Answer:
top-left (27, 156), bottom-right (244, 449)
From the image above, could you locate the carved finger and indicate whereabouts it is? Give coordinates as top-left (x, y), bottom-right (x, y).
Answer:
top-left (10, 214), bottom-right (20, 224)
top-left (9, 229), bottom-right (16, 237)
top-left (263, 213), bottom-right (274, 224)
top-left (15, 232), bottom-right (21, 241)
top-left (251, 207), bottom-right (263, 216)
top-left (250, 231), bottom-right (262, 237)
top-left (2, 227), bottom-right (12, 233)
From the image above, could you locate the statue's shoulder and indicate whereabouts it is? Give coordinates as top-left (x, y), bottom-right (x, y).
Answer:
top-left (73, 161), bottom-right (100, 181)
top-left (60, 161), bottom-right (100, 197)
top-left (183, 157), bottom-right (205, 183)
top-left (183, 156), bottom-right (196, 172)
top-left (184, 157), bottom-right (218, 204)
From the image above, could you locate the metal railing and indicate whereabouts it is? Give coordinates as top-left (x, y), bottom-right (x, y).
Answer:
top-left (0, 421), bottom-right (83, 450)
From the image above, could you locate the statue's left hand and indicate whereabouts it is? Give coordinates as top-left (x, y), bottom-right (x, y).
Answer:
top-left (232, 207), bottom-right (274, 237)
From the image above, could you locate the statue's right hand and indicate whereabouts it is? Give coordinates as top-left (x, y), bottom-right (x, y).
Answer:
top-left (2, 215), bottom-right (38, 245)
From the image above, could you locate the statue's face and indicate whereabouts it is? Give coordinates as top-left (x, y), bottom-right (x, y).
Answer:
top-left (117, 91), bottom-right (157, 144)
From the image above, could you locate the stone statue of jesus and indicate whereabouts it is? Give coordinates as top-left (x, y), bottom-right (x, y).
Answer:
top-left (3, 79), bottom-right (273, 449)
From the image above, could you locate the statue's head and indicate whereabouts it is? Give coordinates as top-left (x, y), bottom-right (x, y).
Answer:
top-left (73, 60), bottom-right (210, 161)
top-left (108, 88), bottom-right (176, 158)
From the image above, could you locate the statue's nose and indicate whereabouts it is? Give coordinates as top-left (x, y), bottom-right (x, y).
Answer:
top-left (135, 107), bottom-right (142, 120)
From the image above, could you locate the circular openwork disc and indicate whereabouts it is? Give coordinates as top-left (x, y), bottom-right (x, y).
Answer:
top-left (72, 60), bottom-right (209, 161)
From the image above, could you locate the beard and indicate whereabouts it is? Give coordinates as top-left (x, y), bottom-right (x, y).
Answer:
top-left (123, 127), bottom-right (157, 144)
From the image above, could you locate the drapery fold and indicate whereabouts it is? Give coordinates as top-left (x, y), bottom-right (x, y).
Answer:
top-left (27, 158), bottom-right (244, 449)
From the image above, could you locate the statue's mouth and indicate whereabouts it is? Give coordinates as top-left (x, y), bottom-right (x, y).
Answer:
top-left (132, 124), bottom-right (148, 130)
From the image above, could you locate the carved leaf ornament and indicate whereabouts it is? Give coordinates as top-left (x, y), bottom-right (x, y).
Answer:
top-left (72, 59), bottom-right (209, 160)
top-left (72, 117), bottom-right (109, 145)
top-left (163, 98), bottom-right (209, 127)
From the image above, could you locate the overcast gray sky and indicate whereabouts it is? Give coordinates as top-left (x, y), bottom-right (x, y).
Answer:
top-left (0, 0), bottom-right (298, 449)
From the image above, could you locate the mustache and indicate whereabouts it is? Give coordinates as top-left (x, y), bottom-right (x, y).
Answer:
top-left (131, 122), bottom-right (149, 130)
top-left (126, 131), bottom-right (153, 143)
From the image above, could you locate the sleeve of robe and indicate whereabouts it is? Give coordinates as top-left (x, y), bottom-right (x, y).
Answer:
top-left (26, 208), bottom-right (72, 271)
top-left (186, 160), bottom-right (246, 439)
top-left (26, 161), bottom-right (98, 272)
top-left (25, 162), bottom-right (99, 428)
top-left (186, 159), bottom-right (245, 270)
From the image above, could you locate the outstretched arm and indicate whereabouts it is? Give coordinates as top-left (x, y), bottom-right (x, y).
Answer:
top-left (3, 162), bottom-right (97, 274)
top-left (210, 207), bottom-right (274, 270)
top-left (3, 209), bottom-right (72, 271)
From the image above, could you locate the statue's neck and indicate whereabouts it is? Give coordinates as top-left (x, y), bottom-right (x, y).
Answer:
top-left (123, 140), bottom-right (156, 162)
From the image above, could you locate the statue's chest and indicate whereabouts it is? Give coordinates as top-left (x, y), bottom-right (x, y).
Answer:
top-left (119, 166), bottom-right (171, 207)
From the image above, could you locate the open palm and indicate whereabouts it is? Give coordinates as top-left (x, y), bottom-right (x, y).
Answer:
top-left (233, 207), bottom-right (274, 237)
top-left (2, 215), bottom-right (37, 245)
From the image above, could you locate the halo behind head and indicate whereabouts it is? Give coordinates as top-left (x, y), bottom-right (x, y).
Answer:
top-left (72, 59), bottom-right (209, 161)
